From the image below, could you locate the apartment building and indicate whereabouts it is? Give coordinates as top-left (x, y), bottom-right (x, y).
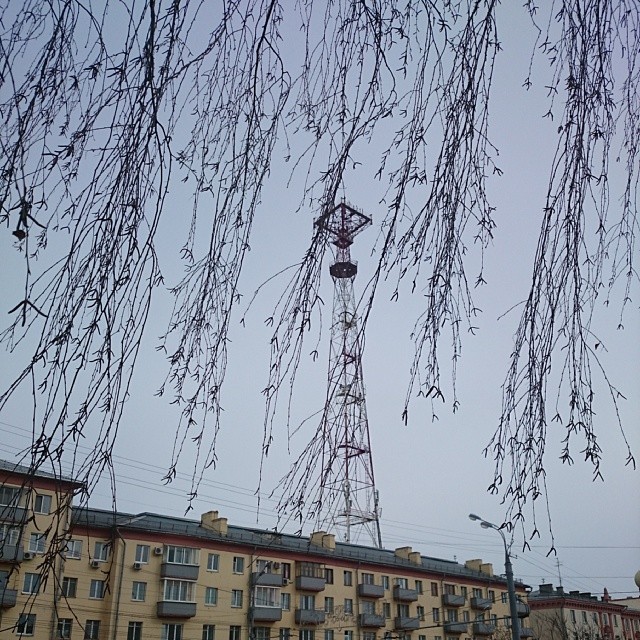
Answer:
top-left (1, 460), bottom-right (532, 640)
top-left (528, 584), bottom-right (640, 640)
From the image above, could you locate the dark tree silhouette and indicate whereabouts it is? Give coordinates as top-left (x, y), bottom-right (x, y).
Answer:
top-left (0, 0), bottom-right (637, 548)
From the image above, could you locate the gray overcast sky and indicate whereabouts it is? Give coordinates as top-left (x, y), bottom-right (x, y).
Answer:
top-left (1, 1), bottom-right (638, 601)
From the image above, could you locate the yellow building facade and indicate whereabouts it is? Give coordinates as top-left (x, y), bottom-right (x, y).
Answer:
top-left (1, 461), bottom-right (532, 640)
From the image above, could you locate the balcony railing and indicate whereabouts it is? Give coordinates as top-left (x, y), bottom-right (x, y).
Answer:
top-left (470, 597), bottom-right (493, 611)
top-left (0, 586), bottom-right (18, 608)
top-left (160, 563), bottom-right (199, 581)
top-left (393, 586), bottom-right (419, 602)
top-left (473, 623), bottom-right (496, 635)
top-left (442, 594), bottom-right (465, 607)
top-left (359, 613), bottom-right (386, 628)
top-left (252, 571), bottom-right (284, 587)
top-left (358, 583), bottom-right (385, 598)
top-left (443, 622), bottom-right (468, 634)
top-left (295, 609), bottom-right (326, 625)
top-left (516, 601), bottom-right (531, 617)
top-left (156, 601), bottom-right (197, 618)
top-left (295, 575), bottom-right (326, 592)
top-left (252, 606), bottom-right (283, 622)
top-left (394, 616), bottom-right (421, 631)
top-left (0, 543), bottom-right (24, 564)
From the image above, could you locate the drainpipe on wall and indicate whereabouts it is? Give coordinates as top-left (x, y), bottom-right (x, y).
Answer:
top-left (110, 527), bottom-right (127, 640)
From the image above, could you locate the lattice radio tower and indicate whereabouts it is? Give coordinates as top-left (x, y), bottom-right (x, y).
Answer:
top-left (315, 201), bottom-right (382, 548)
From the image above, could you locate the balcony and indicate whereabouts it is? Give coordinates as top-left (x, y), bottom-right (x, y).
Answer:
top-left (442, 594), bottom-right (465, 607)
top-left (516, 601), bottom-right (531, 617)
top-left (295, 609), bottom-right (326, 625)
top-left (0, 543), bottom-right (24, 564)
top-left (252, 606), bottom-right (283, 622)
top-left (471, 597), bottom-right (493, 611)
top-left (252, 571), bottom-right (284, 587)
top-left (443, 622), bottom-right (468, 634)
top-left (393, 586), bottom-right (418, 602)
top-left (520, 627), bottom-right (535, 638)
top-left (473, 623), bottom-right (496, 635)
top-left (358, 583), bottom-right (385, 598)
top-left (359, 613), bottom-right (386, 628)
top-left (0, 586), bottom-right (17, 608)
top-left (156, 601), bottom-right (197, 618)
top-left (160, 563), bottom-right (199, 581)
top-left (394, 616), bottom-right (421, 631)
top-left (0, 505), bottom-right (26, 524)
top-left (295, 575), bottom-right (326, 592)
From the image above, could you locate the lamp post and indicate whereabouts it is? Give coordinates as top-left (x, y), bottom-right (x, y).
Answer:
top-left (469, 514), bottom-right (521, 640)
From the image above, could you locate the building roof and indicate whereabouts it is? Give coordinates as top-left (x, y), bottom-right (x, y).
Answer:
top-left (71, 505), bottom-right (528, 589)
top-left (0, 458), bottom-right (82, 488)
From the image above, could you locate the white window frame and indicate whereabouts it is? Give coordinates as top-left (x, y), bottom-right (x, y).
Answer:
top-left (203, 625), bottom-right (216, 640)
top-left (94, 541), bottom-right (110, 562)
top-left (84, 620), bottom-right (101, 640)
top-left (165, 545), bottom-right (199, 566)
top-left (207, 553), bottom-right (220, 571)
top-left (61, 577), bottom-right (78, 598)
top-left (163, 579), bottom-right (195, 602)
top-left (131, 581), bottom-right (146, 601)
top-left (127, 621), bottom-right (143, 640)
top-left (231, 589), bottom-right (243, 608)
top-left (281, 592), bottom-right (291, 610)
top-left (89, 579), bottom-right (106, 599)
top-left (162, 623), bottom-right (184, 640)
top-left (17, 613), bottom-right (36, 636)
top-left (135, 544), bottom-right (150, 563)
top-left (0, 486), bottom-right (20, 507)
top-left (57, 618), bottom-right (73, 639)
top-left (22, 572), bottom-right (41, 594)
top-left (34, 494), bottom-right (52, 515)
top-left (65, 539), bottom-right (82, 559)
top-left (232, 556), bottom-right (245, 574)
top-left (29, 533), bottom-right (46, 554)
top-left (205, 587), bottom-right (218, 606)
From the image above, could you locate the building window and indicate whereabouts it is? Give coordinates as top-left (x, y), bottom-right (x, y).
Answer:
top-left (233, 556), bottom-right (245, 574)
top-left (34, 494), bottom-right (52, 514)
top-left (231, 589), bottom-right (244, 608)
top-left (325, 597), bottom-right (334, 613)
top-left (432, 608), bottom-right (440, 623)
top-left (57, 618), bottom-right (73, 639)
top-left (444, 584), bottom-right (456, 595)
top-left (362, 572), bottom-right (375, 585)
top-left (395, 577), bottom-right (408, 589)
top-left (570, 611), bottom-right (577, 623)
top-left (0, 486), bottom-right (21, 506)
top-left (301, 595), bottom-right (316, 610)
top-left (0, 524), bottom-right (20, 545)
top-left (94, 541), bottom-right (110, 562)
top-left (603, 614), bottom-right (609, 626)
top-left (324, 631), bottom-right (334, 640)
top-left (472, 588), bottom-right (482, 598)
top-left (281, 593), bottom-right (291, 610)
top-left (205, 587), bottom-right (218, 605)
top-left (431, 582), bottom-right (439, 597)
top-left (128, 622), bottom-right (143, 640)
top-left (17, 614), bottom-right (36, 636)
top-left (282, 563), bottom-right (291, 580)
top-left (22, 573), bottom-right (41, 594)
top-left (135, 544), bottom-right (150, 563)
top-left (280, 629), bottom-right (291, 640)
top-left (229, 626), bottom-right (242, 640)
top-left (65, 539), bottom-right (82, 559)
top-left (162, 623), bottom-right (184, 640)
top-left (415, 580), bottom-right (423, 594)
top-left (417, 605), bottom-right (425, 620)
top-left (254, 628), bottom-right (270, 640)
top-left (461, 586), bottom-right (468, 598)
top-left (397, 603), bottom-right (410, 618)
top-left (324, 568), bottom-right (334, 584)
top-left (61, 577), bottom-right (77, 598)
top-left (488, 589), bottom-right (495, 602)
top-left (89, 579), bottom-right (106, 599)
top-left (344, 570), bottom-right (353, 586)
top-left (28, 533), bottom-right (45, 554)
top-left (255, 586), bottom-right (279, 608)
top-left (163, 580), bottom-right (195, 602)
top-left (84, 620), bottom-right (101, 640)
top-left (203, 625), bottom-right (216, 640)
top-left (383, 602), bottom-right (391, 618)
top-left (582, 612), bottom-right (588, 623)
top-left (363, 634), bottom-right (377, 640)
top-left (501, 592), bottom-right (507, 604)
top-left (207, 553), bottom-right (220, 571)
top-left (344, 632), bottom-right (353, 640)
top-left (382, 575), bottom-right (389, 590)
top-left (418, 636), bottom-right (426, 640)
top-left (166, 545), bottom-right (198, 565)
top-left (344, 599), bottom-right (353, 614)
top-left (131, 581), bottom-right (147, 601)
top-left (300, 631), bottom-right (315, 640)
top-left (462, 611), bottom-right (470, 622)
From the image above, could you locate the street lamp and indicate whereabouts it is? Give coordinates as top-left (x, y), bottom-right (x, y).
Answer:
top-left (469, 514), bottom-right (521, 640)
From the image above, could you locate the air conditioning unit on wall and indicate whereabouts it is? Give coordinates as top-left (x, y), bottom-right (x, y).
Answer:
top-left (90, 559), bottom-right (101, 568)
top-left (133, 561), bottom-right (142, 570)
top-left (154, 546), bottom-right (163, 556)
top-left (23, 551), bottom-right (34, 560)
